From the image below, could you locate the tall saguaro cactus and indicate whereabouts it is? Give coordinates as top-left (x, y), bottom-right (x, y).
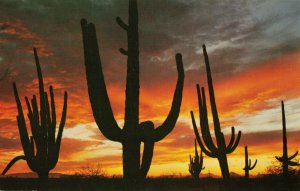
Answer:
top-left (190, 44), bottom-right (241, 179)
top-left (1, 48), bottom-right (68, 181)
top-left (81, 0), bottom-right (184, 181)
top-left (189, 139), bottom-right (204, 179)
top-left (243, 146), bottom-right (257, 178)
top-left (275, 101), bottom-right (299, 177)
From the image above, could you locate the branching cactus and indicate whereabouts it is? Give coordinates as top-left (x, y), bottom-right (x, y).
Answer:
top-left (81, 0), bottom-right (184, 181)
top-left (190, 44), bottom-right (241, 179)
top-left (275, 101), bottom-right (299, 177)
top-left (1, 48), bottom-right (68, 182)
top-left (189, 139), bottom-right (204, 179)
top-left (243, 146), bottom-right (257, 178)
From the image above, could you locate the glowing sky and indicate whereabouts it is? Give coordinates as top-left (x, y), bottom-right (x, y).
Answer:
top-left (0, 0), bottom-right (300, 177)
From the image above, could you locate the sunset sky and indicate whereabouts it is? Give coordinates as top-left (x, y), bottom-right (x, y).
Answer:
top-left (0, 0), bottom-right (300, 177)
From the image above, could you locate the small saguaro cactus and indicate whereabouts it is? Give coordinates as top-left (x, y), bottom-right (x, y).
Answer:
top-left (189, 139), bottom-right (204, 179)
top-left (190, 44), bottom-right (241, 179)
top-left (275, 101), bottom-right (299, 177)
top-left (243, 146), bottom-right (257, 178)
top-left (1, 48), bottom-right (68, 182)
top-left (81, 0), bottom-right (184, 181)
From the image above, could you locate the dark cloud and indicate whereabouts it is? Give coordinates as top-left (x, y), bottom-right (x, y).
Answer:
top-left (0, 135), bottom-right (20, 150)
top-left (240, 130), bottom-right (300, 149)
top-left (156, 122), bottom-right (194, 149)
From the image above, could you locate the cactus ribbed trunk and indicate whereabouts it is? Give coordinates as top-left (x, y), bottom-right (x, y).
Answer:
top-left (275, 101), bottom-right (299, 177)
top-left (124, 0), bottom-right (139, 132)
top-left (38, 172), bottom-right (49, 182)
top-left (219, 152), bottom-right (230, 179)
top-left (244, 147), bottom-right (249, 178)
top-left (122, 0), bottom-right (140, 181)
top-left (123, 141), bottom-right (141, 180)
top-left (281, 101), bottom-right (288, 176)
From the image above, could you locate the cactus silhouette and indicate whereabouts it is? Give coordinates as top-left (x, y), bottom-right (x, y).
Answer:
top-left (81, 0), bottom-right (184, 181)
top-left (190, 44), bottom-right (241, 179)
top-left (1, 48), bottom-right (68, 182)
top-left (189, 139), bottom-right (204, 179)
top-left (275, 101), bottom-right (299, 177)
top-left (243, 146), bottom-right (257, 178)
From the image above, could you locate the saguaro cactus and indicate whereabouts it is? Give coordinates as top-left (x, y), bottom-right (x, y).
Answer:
top-left (243, 146), bottom-right (257, 178)
top-left (189, 139), bottom-right (204, 179)
top-left (1, 48), bottom-right (68, 181)
top-left (81, 0), bottom-right (184, 181)
top-left (275, 101), bottom-right (299, 177)
top-left (190, 44), bottom-right (241, 179)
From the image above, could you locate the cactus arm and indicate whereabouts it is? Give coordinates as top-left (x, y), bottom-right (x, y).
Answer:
top-left (55, 92), bottom-right (68, 147)
top-left (119, 48), bottom-right (128, 56)
top-left (275, 156), bottom-right (283, 162)
top-left (31, 95), bottom-right (39, 125)
top-left (81, 19), bottom-right (122, 142)
top-left (189, 163), bottom-right (193, 175)
top-left (153, 54), bottom-right (184, 142)
top-left (47, 87), bottom-right (55, 147)
top-left (44, 92), bottom-right (53, 151)
top-left (191, 111), bottom-right (216, 158)
top-left (281, 101), bottom-right (288, 161)
top-left (202, 44), bottom-right (221, 133)
top-left (198, 86), bottom-right (218, 152)
top-left (47, 91), bottom-right (67, 170)
top-left (25, 96), bottom-right (39, 143)
top-left (226, 127), bottom-right (236, 149)
top-left (116, 17), bottom-right (129, 31)
top-left (2, 155), bottom-right (26, 175)
top-left (34, 48), bottom-right (48, 162)
top-left (44, 92), bottom-right (51, 127)
top-left (226, 129), bottom-right (241, 154)
top-left (250, 159), bottom-right (257, 170)
top-left (194, 139), bottom-right (198, 157)
top-left (140, 141), bottom-right (154, 178)
top-left (13, 83), bottom-right (31, 156)
top-left (30, 136), bottom-right (35, 157)
top-left (30, 95), bottom-right (42, 149)
top-left (288, 151), bottom-right (298, 160)
top-left (25, 96), bottom-right (33, 118)
top-left (50, 86), bottom-right (56, 130)
top-left (33, 48), bottom-right (47, 134)
top-left (287, 160), bottom-right (300, 166)
top-left (139, 121), bottom-right (155, 178)
top-left (122, 0), bottom-right (140, 131)
top-left (199, 150), bottom-right (204, 169)
top-left (45, 92), bottom-right (55, 161)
